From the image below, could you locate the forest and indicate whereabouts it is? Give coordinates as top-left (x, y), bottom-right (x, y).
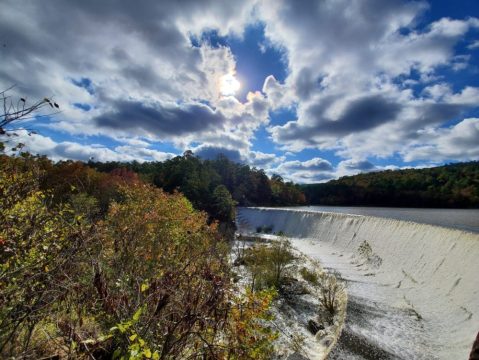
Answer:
top-left (302, 161), bottom-right (479, 208)
top-left (88, 152), bottom-right (306, 222)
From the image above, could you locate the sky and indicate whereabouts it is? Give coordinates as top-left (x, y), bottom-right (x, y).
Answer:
top-left (1, 0), bottom-right (478, 183)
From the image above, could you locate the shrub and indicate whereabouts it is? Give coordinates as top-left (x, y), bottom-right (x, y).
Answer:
top-left (319, 271), bottom-right (345, 318)
top-left (243, 239), bottom-right (295, 291)
top-left (300, 267), bottom-right (319, 286)
top-left (0, 155), bottom-right (277, 359)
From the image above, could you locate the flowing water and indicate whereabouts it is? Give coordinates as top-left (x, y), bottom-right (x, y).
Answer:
top-left (286, 206), bottom-right (479, 233)
top-left (236, 207), bottom-right (479, 360)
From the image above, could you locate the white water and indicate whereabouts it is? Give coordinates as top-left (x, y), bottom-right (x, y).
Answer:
top-left (237, 207), bottom-right (479, 359)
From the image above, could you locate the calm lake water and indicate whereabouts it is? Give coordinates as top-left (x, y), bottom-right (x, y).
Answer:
top-left (288, 206), bottom-right (479, 233)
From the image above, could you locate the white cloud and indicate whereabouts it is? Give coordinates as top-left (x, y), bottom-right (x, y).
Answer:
top-left (6, 131), bottom-right (176, 163)
top-left (1, 0), bottom-right (478, 175)
top-left (402, 118), bottom-right (479, 162)
top-left (257, 0), bottom-right (479, 162)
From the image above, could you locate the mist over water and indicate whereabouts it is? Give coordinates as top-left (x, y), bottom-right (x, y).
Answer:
top-left (288, 206), bottom-right (479, 233)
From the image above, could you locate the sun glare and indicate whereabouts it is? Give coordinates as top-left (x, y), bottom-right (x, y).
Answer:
top-left (220, 73), bottom-right (240, 96)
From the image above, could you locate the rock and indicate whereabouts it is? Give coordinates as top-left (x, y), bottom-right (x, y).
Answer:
top-left (233, 257), bottom-right (245, 266)
top-left (307, 319), bottom-right (322, 334)
top-left (315, 329), bottom-right (326, 340)
top-left (287, 352), bottom-right (309, 360)
top-left (280, 277), bottom-right (310, 297)
top-left (320, 335), bottom-right (335, 348)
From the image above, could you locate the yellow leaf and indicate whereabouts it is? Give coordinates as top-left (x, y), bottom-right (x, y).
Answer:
top-left (129, 334), bottom-right (137, 341)
top-left (143, 349), bottom-right (152, 358)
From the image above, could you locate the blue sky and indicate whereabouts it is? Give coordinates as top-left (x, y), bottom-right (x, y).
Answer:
top-left (1, 0), bottom-right (479, 182)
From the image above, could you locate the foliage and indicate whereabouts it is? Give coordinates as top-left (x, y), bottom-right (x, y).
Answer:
top-left (223, 289), bottom-right (278, 359)
top-left (299, 267), bottom-right (319, 286)
top-left (243, 239), bottom-right (296, 291)
top-left (302, 161), bottom-right (479, 208)
top-left (89, 152), bottom-right (307, 223)
top-left (0, 154), bottom-right (277, 359)
top-left (212, 184), bottom-right (236, 223)
top-left (319, 272), bottom-right (345, 317)
top-left (0, 155), bottom-right (93, 357)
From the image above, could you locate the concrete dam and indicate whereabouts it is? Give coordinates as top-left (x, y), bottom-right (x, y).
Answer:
top-left (236, 207), bottom-right (479, 360)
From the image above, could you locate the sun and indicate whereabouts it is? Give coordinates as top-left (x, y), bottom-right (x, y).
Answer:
top-left (220, 73), bottom-right (241, 96)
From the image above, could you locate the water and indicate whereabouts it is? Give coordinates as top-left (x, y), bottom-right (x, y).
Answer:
top-left (286, 206), bottom-right (479, 233)
top-left (237, 207), bottom-right (479, 359)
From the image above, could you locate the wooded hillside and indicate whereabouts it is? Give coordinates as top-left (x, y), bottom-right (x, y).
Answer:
top-left (302, 162), bottom-right (479, 208)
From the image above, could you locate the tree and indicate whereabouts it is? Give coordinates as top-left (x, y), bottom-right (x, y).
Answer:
top-left (212, 184), bottom-right (236, 222)
top-left (0, 86), bottom-right (60, 135)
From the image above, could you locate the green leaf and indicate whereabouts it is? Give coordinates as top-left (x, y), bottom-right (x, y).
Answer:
top-left (98, 334), bottom-right (113, 342)
top-left (133, 307), bottom-right (142, 321)
top-left (129, 334), bottom-right (138, 341)
top-left (112, 348), bottom-right (122, 359)
top-left (117, 324), bottom-right (126, 333)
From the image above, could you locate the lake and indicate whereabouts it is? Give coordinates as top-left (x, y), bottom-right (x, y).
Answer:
top-left (286, 206), bottom-right (479, 233)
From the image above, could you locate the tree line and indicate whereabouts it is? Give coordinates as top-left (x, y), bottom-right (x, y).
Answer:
top-left (302, 161), bottom-right (479, 208)
top-left (88, 151), bottom-right (306, 223)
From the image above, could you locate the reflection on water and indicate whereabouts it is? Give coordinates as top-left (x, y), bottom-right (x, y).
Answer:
top-left (286, 206), bottom-right (479, 233)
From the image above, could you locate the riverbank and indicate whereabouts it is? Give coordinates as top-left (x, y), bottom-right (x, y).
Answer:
top-left (232, 234), bottom-right (347, 359)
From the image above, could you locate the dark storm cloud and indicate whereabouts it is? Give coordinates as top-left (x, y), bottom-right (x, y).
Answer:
top-left (95, 101), bottom-right (226, 136)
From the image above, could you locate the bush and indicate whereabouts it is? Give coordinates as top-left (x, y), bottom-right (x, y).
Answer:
top-left (0, 155), bottom-right (277, 359)
top-left (243, 239), bottom-right (295, 291)
top-left (300, 267), bottom-right (319, 286)
top-left (319, 271), bottom-right (345, 317)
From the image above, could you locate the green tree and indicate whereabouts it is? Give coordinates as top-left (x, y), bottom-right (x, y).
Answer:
top-left (212, 184), bottom-right (236, 222)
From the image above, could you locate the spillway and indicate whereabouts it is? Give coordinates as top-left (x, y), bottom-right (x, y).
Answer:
top-left (236, 207), bottom-right (479, 360)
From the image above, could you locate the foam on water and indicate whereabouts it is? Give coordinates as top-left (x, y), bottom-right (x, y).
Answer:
top-left (237, 207), bottom-right (479, 359)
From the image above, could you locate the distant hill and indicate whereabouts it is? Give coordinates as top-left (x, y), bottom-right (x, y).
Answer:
top-left (302, 162), bottom-right (479, 208)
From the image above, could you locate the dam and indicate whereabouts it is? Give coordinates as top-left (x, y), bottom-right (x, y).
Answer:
top-left (236, 207), bottom-right (479, 359)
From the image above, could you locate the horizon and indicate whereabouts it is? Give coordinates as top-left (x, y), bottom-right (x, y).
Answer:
top-left (1, 0), bottom-right (479, 183)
